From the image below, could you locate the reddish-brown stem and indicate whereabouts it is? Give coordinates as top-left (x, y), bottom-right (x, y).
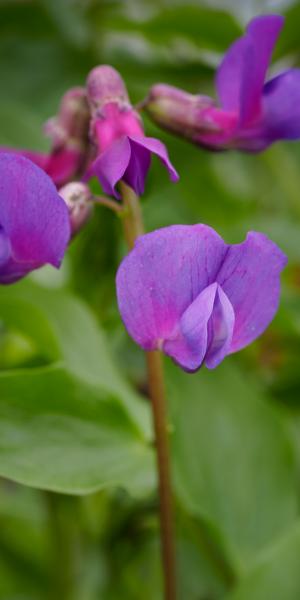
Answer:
top-left (146, 350), bottom-right (176, 600)
top-left (120, 181), bottom-right (176, 600)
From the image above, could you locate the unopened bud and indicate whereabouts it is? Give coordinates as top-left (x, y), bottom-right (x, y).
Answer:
top-left (59, 182), bottom-right (92, 237)
top-left (86, 65), bottom-right (143, 152)
top-left (143, 83), bottom-right (223, 143)
top-left (87, 65), bottom-right (130, 112)
top-left (44, 87), bottom-right (90, 149)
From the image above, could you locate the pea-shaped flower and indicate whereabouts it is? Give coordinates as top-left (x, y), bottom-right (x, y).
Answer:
top-left (85, 65), bottom-right (178, 198)
top-left (0, 153), bottom-right (70, 284)
top-left (116, 225), bottom-right (287, 371)
top-left (144, 15), bottom-right (300, 152)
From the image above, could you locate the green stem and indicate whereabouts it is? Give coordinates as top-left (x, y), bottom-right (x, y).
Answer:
top-left (92, 194), bottom-right (123, 214)
top-left (119, 182), bottom-right (177, 600)
top-left (45, 492), bottom-right (80, 600)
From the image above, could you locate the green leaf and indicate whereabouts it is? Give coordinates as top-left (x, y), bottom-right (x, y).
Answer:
top-left (0, 281), bottom-right (154, 495)
top-left (0, 366), bottom-right (154, 495)
top-left (228, 523), bottom-right (300, 600)
top-left (0, 280), bottom-right (150, 436)
top-left (168, 360), bottom-right (298, 568)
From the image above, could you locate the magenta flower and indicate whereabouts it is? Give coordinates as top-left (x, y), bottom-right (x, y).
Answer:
top-left (0, 153), bottom-right (70, 284)
top-left (145, 15), bottom-right (300, 152)
top-left (116, 225), bottom-right (287, 372)
top-left (85, 66), bottom-right (179, 198)
top-left (0, 87), bottom-right (90, 187)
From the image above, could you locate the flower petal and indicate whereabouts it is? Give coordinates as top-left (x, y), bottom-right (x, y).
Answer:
top-left (262, 69), bottom-right (300, 140)
top-left (0, 153), bottom-right (70, 272)
top-left (164, 283), bottom-right (235, 371)
top-left (216, 231), bottom-right (287, 353)
top-left (128, 136), bottom-right (179, 186)
top-left (205, 284), bottom-right (235, 369)
top-left (85, 135), bottom-right (178, 198)
top-left (163, 282), bottom-right (217, 372)
top-left (46, 147), bottom-right (83, 187)
top-left (0, 228), bottom-right (10, 267)
top-left (0, 146), bottom-right (48, 170)
top-left (116, 225), bottom-right (227, 351)
top-left (122, 138), bottom-right (151, 196)
top-left (85, 136), bottom-right (131, 199)
top-left (216, 15), bottom-right (284, 125)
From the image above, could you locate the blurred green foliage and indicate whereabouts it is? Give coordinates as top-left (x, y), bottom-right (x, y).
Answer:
top-left (1, 0), bottom-right (300, 598)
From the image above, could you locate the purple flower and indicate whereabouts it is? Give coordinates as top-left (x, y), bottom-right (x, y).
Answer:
top-left (116, 224), bottom-right (287, 372)
top-left (85, 66), bottom-right (179, 198)
top-left (0, 153), bottom-right (71, 284)
top-left (144, 15), bottom-right (300, 152)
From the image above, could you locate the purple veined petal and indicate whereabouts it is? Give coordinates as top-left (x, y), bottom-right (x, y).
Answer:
top-left (128, 136), bottom-right (179, 185)
top-left (261, 68), bottom-right (300, 140)
top-left (84, 136), bottom-right (131, 199)
top-left (216, 231), bottom-right (287, 353)
top-left (0, 228), bottom-right (10, 267)
top-left (205, 284), bottom-right (235, 369)
top-left (0, 153), bottom-right (71, 272)
top-left (163, 282), bottom-right (217, 372)
top-left (116, 224), bottom-right (228, 351)
top-left (122, 138), bottom-right (152, 196)
top-left (216, 15), bottom-right (284, 125)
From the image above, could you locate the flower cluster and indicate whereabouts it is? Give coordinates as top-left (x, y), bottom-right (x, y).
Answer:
top-left (0, 13), bottom-right (291, 372)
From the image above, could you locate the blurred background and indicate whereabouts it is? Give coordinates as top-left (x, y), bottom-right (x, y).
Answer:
top-left (1, 1), bottom-right (300, 599)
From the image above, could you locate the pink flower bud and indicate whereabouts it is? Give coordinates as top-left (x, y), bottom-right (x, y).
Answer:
top-left (44, 87), bottom-right (90, 149)
top-left (144, 83), bottom-right (237, 147)
top-left (59, 182), bottom-right (92, 237)
top-left (84, 65), bottom-right (179, 198)
top-left (87, 65), bottom-right (130, 111)
top-left (86, 65), bottom-right (143, 152)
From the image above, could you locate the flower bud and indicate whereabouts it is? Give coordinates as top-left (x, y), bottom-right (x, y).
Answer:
top-left (86, 65), bottom-right (143, 152)
top-left (42, 88), bottom-right (91, 186)
top-left (143, 83), bottom-right (238, 149)
top-left (87, 65), bottom-right (130, 112)
top-left (44, 87), bottom-right (90, 149)
top-left (59, 182), bottom-right (92, 238)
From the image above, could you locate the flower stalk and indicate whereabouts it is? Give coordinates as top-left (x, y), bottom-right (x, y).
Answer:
top-left (119, 182), bottom-right (176, 600)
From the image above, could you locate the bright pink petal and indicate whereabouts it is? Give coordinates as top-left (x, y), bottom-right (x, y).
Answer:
top-left (84, 136), bottom-right (131, 199)
top-left (45, 147), bottom-right (83, 186)
top-left (217, 231), bottom-right (287, 353)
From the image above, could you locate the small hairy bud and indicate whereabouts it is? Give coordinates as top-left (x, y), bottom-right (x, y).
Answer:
top-left (144, 84), bottom-right (221, 142)
top-left (59, 182), bottom-right (92, 237)
top-left (44, 87), bottom-right (90, 149)
top-left (87, 65), bottom-right (130, 112)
